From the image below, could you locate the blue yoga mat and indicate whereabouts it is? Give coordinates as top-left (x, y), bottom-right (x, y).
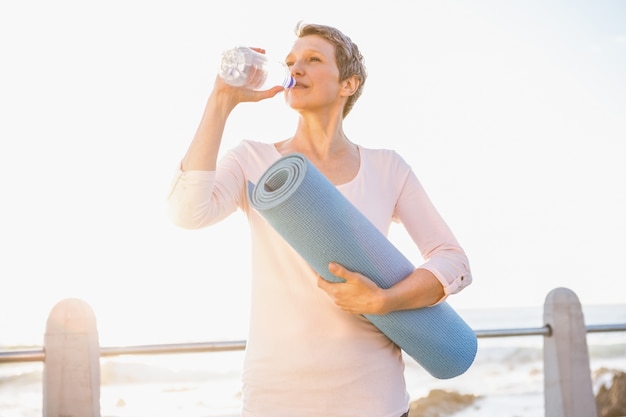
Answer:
top-left (248, 153), bottom-right (477, 379)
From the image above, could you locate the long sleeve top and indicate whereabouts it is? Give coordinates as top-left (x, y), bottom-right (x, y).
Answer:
top-left (167, 140), bottom-right (472, 417)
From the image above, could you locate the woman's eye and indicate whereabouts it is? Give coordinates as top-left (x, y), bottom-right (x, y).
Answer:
top-left (285, 56), bottom-right (321, 66)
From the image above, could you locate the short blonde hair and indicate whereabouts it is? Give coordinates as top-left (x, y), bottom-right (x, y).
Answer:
top-left (295, 22), bottom-right (367, 118)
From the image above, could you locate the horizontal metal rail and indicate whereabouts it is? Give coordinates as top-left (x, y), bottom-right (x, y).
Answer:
top-left (0, 348), bottom-right (45, 364)
top-left (0, 340), bottom-right (247, 364)
top-left (1, 323), bottom-right (625, 364)
top-left (100, 340), bottom-right (247, 357)
top-left (474, 325), bottom-right (551, 338)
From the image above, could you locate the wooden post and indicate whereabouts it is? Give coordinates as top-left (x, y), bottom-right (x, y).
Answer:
top-left (543, 287), bottom-right (597, 417)
top-left (44, 298), bottom-right (101, 417)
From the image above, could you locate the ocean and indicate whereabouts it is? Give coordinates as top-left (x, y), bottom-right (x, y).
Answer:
top-left (1, 303), bottom-right (624, 417)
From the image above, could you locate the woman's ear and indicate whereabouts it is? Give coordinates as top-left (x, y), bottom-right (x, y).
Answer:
top-left (341, 75), bottom-right (360, 97)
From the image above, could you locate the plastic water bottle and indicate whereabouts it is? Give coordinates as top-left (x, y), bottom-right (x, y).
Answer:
top-left (218, 46), bottom-right (295, 90)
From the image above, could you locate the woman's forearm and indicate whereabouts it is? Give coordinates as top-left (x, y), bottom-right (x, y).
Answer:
top-left (380, 268), bottom-right (445, 313)
top-left (181, 89), bottom-right (237, 171)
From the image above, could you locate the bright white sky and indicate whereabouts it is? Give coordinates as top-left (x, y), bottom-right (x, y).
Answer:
top-left (1, 1), bottom-right (625, 346)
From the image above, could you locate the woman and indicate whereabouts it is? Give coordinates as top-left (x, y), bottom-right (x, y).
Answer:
top-left (168, 22), bottom-right (472, 417)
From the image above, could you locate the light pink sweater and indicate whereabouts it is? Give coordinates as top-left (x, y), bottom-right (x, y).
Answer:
top-left (168, 140), bottom-right (472, 417)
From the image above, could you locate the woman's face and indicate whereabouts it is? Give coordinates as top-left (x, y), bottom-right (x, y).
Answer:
top-left (284, 35), bottom-right (345, 115)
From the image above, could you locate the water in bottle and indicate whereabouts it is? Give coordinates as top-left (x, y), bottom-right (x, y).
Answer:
top-left (218, 46), bottom-right (295, 90)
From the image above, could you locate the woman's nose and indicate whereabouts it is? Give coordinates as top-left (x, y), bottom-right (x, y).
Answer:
top-left (289, 62), bottom-right (303, 76)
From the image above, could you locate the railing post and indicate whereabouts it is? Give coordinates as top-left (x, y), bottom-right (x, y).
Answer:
top-left (543, 287), bottom-right (597, 417)
top-left (43, 298), bottom-right (101, 417)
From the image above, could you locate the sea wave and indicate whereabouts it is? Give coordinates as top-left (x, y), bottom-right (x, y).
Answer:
top-left (100, 359), bottom-right (241, 385)
top-left (589, 343), bottom-right (626, 359)
top-left (0, 361), bottom-right (42, 387)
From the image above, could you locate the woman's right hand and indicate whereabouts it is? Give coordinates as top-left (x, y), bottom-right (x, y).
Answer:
top-left (212, 46), bottom-right (287, 108)
top-left (212, 74), bottom-right (286, 109)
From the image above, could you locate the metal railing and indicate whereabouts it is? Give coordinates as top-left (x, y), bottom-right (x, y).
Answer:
top-left (2, 323), bottom-right (626, 364)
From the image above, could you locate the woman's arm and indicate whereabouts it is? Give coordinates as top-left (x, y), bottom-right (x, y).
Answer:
top-left (317, 160), bottom-right (471, 315)
top-left (168, 68), bottom-right (285, 229)
top-left (181, 75), bottom-right (284, 172)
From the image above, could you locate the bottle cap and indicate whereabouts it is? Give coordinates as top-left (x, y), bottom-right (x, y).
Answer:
top-left (284, 76), bottom-right (296, 89)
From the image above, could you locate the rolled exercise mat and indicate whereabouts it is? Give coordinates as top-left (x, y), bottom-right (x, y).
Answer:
top-left (248, 153), bottom-right (477, 379)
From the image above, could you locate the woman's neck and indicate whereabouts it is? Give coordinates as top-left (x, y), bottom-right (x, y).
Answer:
top-left (278, 112), bottom-right (353, 160)
top-left (274, 114), bottom-right (360, 186)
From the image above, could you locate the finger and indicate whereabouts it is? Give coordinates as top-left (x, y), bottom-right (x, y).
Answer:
top-left (317, 274), bottom-right (331, 290)
top-left (261, 85), bottom-right (287, 98)
top-left (241, 85), bottom-right (285, 103)
top-left (329, 262), bottom-right (352, 281)
top-left (317, 275), bottom-right (343, 293)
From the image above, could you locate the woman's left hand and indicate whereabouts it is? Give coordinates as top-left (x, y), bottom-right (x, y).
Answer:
top-left (317, 262), bottom-right (388, 315)
top-left (318, 262), bottom-right (446, 315)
